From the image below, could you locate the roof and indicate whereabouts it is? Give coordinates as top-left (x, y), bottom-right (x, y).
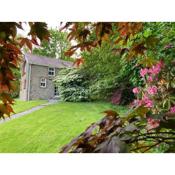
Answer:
top-left (24, 53), bottom-right (73, 68)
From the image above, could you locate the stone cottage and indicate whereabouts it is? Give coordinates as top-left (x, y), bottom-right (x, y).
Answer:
top-left (20, 53), bottom-right (73, 101)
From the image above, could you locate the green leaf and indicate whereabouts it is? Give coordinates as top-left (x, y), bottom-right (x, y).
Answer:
top-left (124, 106), bottom-right (149, 121)
top-left (143, 28), bottom-right (152, 38)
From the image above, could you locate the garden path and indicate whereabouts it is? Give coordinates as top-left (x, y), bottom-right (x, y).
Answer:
top-left (0, 99), bottom-right (58, 124)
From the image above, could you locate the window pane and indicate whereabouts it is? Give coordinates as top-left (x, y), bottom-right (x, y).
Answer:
top-left (48, 67), bottom-right (55, 76)
top-left (40, 78), bottom-right (46, 87)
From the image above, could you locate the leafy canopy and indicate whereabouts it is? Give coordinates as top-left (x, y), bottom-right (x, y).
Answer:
top-left (33, 29), bottom-right (72, 61)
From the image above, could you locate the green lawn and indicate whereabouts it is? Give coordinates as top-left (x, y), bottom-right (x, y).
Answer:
top-left (0, 102), bottom-right (127, 153)
top-left (13, 99), bottom-right (47, 114)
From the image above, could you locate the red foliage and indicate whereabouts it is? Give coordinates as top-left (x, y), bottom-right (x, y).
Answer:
top-left (73, 57), bottom-right (84, 67)
top-left (0, 22), bottom-right (49, 118)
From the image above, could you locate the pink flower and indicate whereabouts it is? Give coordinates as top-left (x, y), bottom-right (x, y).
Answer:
top-left (140, 68), bottom-right (148, 77)
top-left (147, 76), bottom-right (153, 82)
top-left (133, 99), bottom-right (143, 106)
top-left (147, 86), bottom-right (158, 95)
top-left (144, 99), bottom-right (154, 108)
top-left (170, 106), bottom-right (175, 113)
top-left (147, 118), bottom-right (160, 130)
top-left (133, 94), bottom-right (154, 108)
top-left (132, 87), bottom-right (140, 94)
top-left (142, 95), bottom-right (154, 108)
top-left (149, 66), bottom-right (161, 75)
top-left (148, 61), bottom-right (164, 75)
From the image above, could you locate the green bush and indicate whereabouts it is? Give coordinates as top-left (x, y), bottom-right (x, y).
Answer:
top-left (81, 42), bottom-right (143, 103)
top-left (54, 68), bottom-right (90, 102)
top-left (117, 58), bottom-right (143, 87)
top-left (55, 42), bottom-right (143, 103)
top-left (89, 76), bottom-right (117, 101)
top-left (109, 59), bottom-right (143, 105)
top-left (81, 42), bottom-right (121, 101)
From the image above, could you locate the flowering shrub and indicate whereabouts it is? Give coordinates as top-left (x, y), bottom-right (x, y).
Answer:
top-left (133, 60), bottom-right (175, 113)
top-left (54, 68), bottom-right (90, 102)
top-left (131, 60), bottom-right (175, 130)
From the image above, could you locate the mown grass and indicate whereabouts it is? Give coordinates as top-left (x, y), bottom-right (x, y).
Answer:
top-left (0, 101), bottom-right (128, 153)
top-left (13, 99), bottom-right (47, 114)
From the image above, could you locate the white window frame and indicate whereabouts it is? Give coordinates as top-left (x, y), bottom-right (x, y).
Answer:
top-left (40, 78), bottom-right (47, 88)
top-left (48, 67), bottom-right (55, 76)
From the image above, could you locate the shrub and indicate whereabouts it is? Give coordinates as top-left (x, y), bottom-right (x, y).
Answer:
top-left (81, 42), bottom-right (123, 101)
top-left (54, 68), bottom-right (90, 102)
top-left (109, 59), bottom-right (143, 105)
top-left (55, 43), bottom-right (143, 103)
top-left (132, 60), bottom-right (175, 114)
top-left (89, 76), bottom-right (118, 101)
top-left (82, 43), bottom-right (143, 103)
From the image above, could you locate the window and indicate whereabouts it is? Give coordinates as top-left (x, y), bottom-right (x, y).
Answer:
top-left (48, 67), bottom-right (55, 76)
top-left (40, 78), bottom-right (46, 88)
top-left (54, 86), bottom-right (59, 96)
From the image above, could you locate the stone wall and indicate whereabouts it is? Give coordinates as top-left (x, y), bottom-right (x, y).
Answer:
top-left (19, 61), bottom-right (29, 101)
top-left (29, 64), bottom-right (59, 100)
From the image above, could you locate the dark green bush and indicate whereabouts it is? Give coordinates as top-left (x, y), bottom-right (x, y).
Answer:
top-left (82, 42), bottom-right (121, 101)
top-left (89, 76), bottom-right (118, 101)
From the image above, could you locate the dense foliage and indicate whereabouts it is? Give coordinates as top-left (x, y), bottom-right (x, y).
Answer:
top-left (54, 68), bottom-right (90, 102)
top-left (84, 48), bottom-right (142, 103)
top-left (110, 59), bottom-right (143, 105)
top-left (82, 42), bottom-right (121, 101)
top-left (57, 38), bottom-right (142, 103)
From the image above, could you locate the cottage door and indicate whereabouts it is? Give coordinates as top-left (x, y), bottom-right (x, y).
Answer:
top-left (54, 85), bottom-right (59, 97)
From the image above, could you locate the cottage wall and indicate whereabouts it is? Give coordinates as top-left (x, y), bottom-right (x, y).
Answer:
top-left (19, 53), bottom-right (72, 101)
top-left (20, 61), bottom-right (29, 101)
top-left (29, 64), bottom-right (59, 100)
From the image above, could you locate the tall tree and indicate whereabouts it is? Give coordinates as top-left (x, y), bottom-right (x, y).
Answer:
top-left (33, 29), bottom-right (71, 60)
